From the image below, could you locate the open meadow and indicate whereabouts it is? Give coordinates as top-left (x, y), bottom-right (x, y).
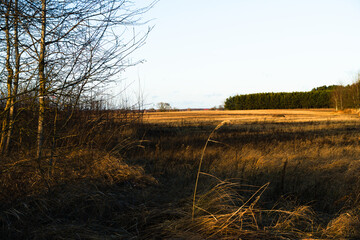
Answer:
top-left (144, 108), bottom-right (360, 124)
top-left (2, 109), bottom-right (360, 239)
top-left (2, 1), bottom-right (360, 239)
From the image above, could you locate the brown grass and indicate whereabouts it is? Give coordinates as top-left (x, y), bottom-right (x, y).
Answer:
top-left (136, 109), bottom-right (360, 238)
top-left (2, 109), bottom-right (360, 239)
top-left (143, 108), bottom-right (360, 124)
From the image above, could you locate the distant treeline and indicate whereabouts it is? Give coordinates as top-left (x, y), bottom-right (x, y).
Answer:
top-left (225, 85), bottom-right (337, 110)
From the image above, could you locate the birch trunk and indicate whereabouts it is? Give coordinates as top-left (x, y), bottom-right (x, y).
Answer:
top-left (4, 0), bottom-right (20, 154)
top-left (37, 0), bottom-right (46, 164)
top-left (0, 0), bottom-right (13, 155)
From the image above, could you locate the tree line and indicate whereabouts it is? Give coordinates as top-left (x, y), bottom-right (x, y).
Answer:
top-left (224, 85), bottom-right (337, 110)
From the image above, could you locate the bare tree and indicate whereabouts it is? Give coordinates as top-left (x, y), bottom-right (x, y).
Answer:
top-left (5, 0), bottom-right (20, 154)
top-left (0, 0), bottom-right (21, 154)
top-left (349, 76), bottom-right (360, 110)
top-left (0, 0), bottom-right (156, 162)
top-left (157, 102), bottom-right (172, 111)
top-left (0, 0), bottom-right (14, 154)
top-left (332, 85), bottom-right (344, 111)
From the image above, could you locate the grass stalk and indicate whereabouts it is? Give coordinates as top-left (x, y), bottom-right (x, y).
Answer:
top-left (192, 120), bottom-right (228, 220)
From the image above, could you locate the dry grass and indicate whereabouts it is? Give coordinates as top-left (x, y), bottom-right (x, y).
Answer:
top-left (134, 109), bottom-right (360, 238)
top-left (2, 109), bottom-right (360, 239)
top-left (143, 109), bottom-right (360, 124)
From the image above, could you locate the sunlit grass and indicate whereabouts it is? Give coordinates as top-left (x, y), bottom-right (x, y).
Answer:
top-left (2, 109), bottom-right (360, 238)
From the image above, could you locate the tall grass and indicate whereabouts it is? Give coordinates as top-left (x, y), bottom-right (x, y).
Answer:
top-left (133, 119), bottom-right (360, 238)
top-left (192, 120), bottom-right (228, 220)
top-left (2, 112), bottom-right (360, 238)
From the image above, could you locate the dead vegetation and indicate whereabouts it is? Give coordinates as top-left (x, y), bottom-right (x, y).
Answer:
top-left (2, 109), bottom-right (360, 239)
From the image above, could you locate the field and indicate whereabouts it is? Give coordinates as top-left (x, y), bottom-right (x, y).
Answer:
top-left (2, 109), bottom-right (360, 239)
top-left (144, 109), bottom-right (360, 123)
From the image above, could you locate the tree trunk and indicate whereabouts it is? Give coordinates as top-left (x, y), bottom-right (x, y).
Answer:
top-left (37, 0), bottom-right (46, 164)
top-left (0, 0), bottom-right (13, 155)
top-left (4, 0), bottom-right (20, 154)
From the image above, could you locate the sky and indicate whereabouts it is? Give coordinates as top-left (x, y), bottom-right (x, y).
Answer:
top-left (117, 0), bottom-right (360, 109)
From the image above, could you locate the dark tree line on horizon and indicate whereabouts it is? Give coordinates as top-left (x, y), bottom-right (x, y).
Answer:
top-left (225, 83), bottom-right (360, 110)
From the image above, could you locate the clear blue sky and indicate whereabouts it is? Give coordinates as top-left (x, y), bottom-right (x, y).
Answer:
top-left (119, 0), bottom-right (360, 109)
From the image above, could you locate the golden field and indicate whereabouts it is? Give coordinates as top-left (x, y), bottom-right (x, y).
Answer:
top-left (138, 108), bottom-right (360, 239)
top-left (2, 108), bottom-right (360, 239)
top-left (143, 108), bottom-right (360, 124)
